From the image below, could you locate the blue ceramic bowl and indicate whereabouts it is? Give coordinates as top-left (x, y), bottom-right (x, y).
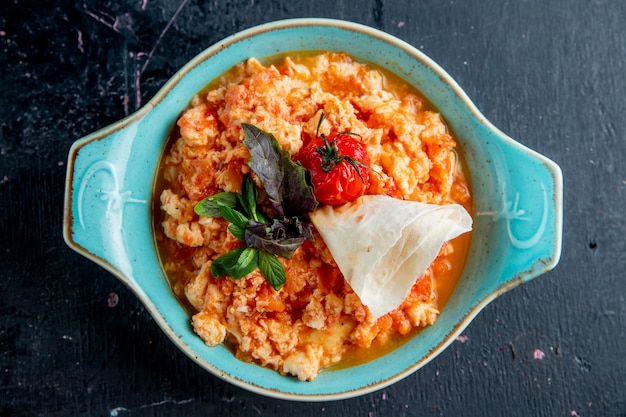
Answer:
top-left (63, 18), bottom-right (562, 400)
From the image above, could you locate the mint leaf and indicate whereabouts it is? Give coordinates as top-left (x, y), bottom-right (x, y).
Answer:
top-left (195, 192), bottom-right (240, 218)
top-left (217, 203), bottom-right (249, 229)
top-left (211, 246), bottom-right (259, 279)
top-left (211, 246), bottom-right (244, 278)
top-left (242, 123), bottom-right (317, 218)
top-left (237, 174), bottom-right (260, 221)
top-left (228, 224), bottom-right (246, 242)
top-left (258, 251), bottom-right (286, 290)
top-left (234, 247), bottom-right (259, 278)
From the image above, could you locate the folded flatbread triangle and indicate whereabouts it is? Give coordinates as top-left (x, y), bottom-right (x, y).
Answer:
top-left (310, 195), bottom-right (472, 318)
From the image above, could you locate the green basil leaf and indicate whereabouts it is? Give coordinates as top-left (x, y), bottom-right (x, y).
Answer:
top-left (231, 247), bottom-right (259, 278)
top-left (228, 224), bottom-right (246, 242)
top-left (211, 246), bottom-right (246, 278)
top-left (254, 206), bottom-right (271, 224)
top-left (194, 192), bottom-right (240, 218)
top-left (218, 204), bottom-right (249, 229)
top-left (238, 174), bottom-right (258, 220)
top-left (258, 251), bottom-right (286, 291)
top-left (211, 246), bottom-right (258, 279)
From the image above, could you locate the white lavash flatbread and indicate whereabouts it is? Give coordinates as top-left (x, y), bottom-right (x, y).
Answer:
top-left (310, 195), bottom-right (472, 319)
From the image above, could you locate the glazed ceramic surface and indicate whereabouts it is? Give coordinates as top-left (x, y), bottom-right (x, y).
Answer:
top-left (63, 18), bottom-right (562, 400)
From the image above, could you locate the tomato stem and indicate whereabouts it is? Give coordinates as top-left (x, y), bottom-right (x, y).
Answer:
top-left (314, 112), bottom-right (377, 183)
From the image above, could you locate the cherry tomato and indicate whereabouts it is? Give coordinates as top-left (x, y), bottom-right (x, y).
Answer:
top-left (296, 133), bottom-right (371, 205)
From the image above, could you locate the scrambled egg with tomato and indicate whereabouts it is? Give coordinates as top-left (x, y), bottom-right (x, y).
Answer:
top-left (156, 52), bottom-right (472, 381)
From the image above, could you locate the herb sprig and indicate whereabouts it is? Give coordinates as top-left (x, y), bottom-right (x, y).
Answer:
top-left (194, 124), bottom-right (317, 290)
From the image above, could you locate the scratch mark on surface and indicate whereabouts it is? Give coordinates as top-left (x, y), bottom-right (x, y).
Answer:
top-left (140, 0), bottom-right (190, 76)
top-left (83, 1), bottom-right (189, 113)
top-left (83, 6), bottom-right (117, 31)
top-left (110, 407), bottom-right (130, 416)
top-left (77, 30), bottom-right (84, 53)
top-left (510, 343), bottom-right (518, 360)
top-left (129, 0), bottom-right (189, 111)
top-left (109, 398), bottom-right (194, 416)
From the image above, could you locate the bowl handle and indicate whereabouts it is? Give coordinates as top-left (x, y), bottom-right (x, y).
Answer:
top-left (63, 117), bottom-right (152, 287)
top-left (485, 144), bottom-right (563, 290)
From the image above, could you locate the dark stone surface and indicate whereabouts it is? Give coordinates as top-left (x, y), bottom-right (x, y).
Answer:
top-left (1, 1), bottom-right (625, 416)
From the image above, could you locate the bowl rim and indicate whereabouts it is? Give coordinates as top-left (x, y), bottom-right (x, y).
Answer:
top-left (63, 17), bottom-right (563, 401)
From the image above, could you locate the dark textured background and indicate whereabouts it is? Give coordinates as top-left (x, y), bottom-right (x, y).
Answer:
top-left (1, 1), bottom-right (625, 416)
